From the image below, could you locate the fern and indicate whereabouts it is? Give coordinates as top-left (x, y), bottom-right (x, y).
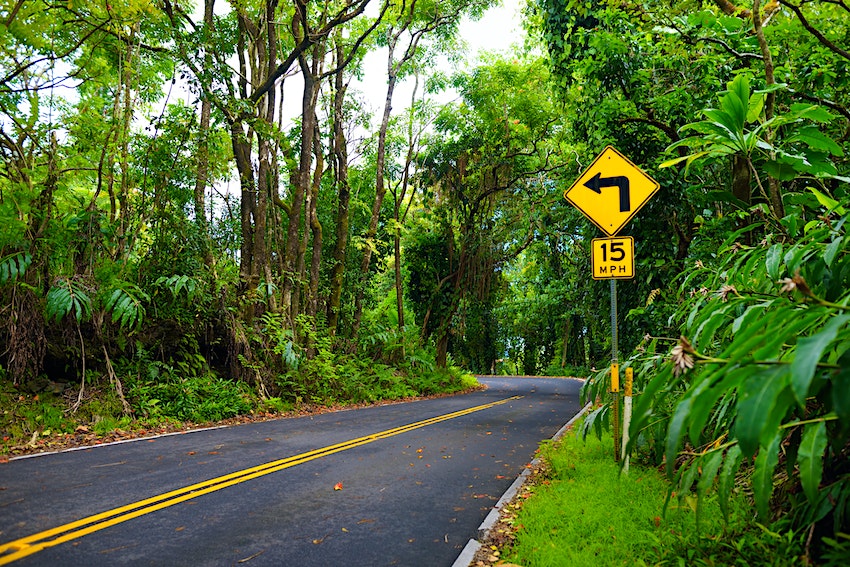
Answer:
top-left (156, 274), bottom-right (197, 299)
top-left (0, 251), bottom-right (32, 284)
top-left (46, 278), bottom-right (92, 322)
top-left (104, 283), bottom-right (149, 331)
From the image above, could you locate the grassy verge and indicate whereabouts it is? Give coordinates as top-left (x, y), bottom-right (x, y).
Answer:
top-left (480, 426), bottom-right (808, 567)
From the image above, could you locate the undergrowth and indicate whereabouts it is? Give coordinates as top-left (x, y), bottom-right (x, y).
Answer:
top-left (503, 427), bottom-right (810, 567)
top-left (0, 357), bottom-right (478, 456)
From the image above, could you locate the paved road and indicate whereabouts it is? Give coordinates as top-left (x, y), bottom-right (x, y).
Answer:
top-left (0, 376), bottom-right (583, 566)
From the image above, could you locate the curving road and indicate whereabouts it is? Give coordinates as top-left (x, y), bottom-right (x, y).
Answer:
top-left (0, 376), bottom-right (583, 567)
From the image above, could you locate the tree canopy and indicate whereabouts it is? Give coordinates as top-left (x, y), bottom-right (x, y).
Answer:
top-left (2, 0), bottom-right (850, 559)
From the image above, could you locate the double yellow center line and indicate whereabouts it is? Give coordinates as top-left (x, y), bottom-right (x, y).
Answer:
top-left (0, 395), bottom-right (521, 565)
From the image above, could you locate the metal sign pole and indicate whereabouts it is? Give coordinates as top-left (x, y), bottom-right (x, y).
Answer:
top-left (610, 279), bottom-right (620, 462)
top-left (563, 144), bottom-right (659, 465)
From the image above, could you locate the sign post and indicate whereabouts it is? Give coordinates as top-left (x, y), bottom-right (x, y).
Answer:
top-left (610, 279), bottom-right (620, 462)
top-left (563, 146), bottom-right (659, 462)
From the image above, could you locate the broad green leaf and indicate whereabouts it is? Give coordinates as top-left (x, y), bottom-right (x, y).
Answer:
top-left (696, 449), bottom-right (725, 525)
top-left (764, 160), bottom-right (799, 181)
top-left (703, 109), bottom-right (739, 142)
top-left (791, 315), bottom-right (850, 406)
top-left (720, 86), bottom-right (746, 133)
top-left (752, 435), bottom-right (780, 520)
top-left (832, 364), bottom-right (850, 426)
top-left (720, 222), bottom-right (762, 248)
top-left (666, 383), bottom-right (704, 475)
top-left (694, 307), bottom-right (732, 350)
top-left (687, 366), bottom-right (748, 445)
top-left (751, 309), bottom-right (827, 361)
top-left (753, 83), bottom-right (787, 94)
top-left (789, 103), bottom-right (835, 123)
top-left (792, 126), bottom-right (844, 157)
top-left (824, 237), bottom-right (843, 267)
top-left (628, 367), bottom-right (676, 452)
top-left (765, 244), bottom-right (783, 280)
top-left (809, 187), bottom-right (847, 215)
top-left (659, 152), bottom-right (702, 169)
top-left (797, 421), bottom-right (827, 504)
top-left (732, 302), bottom-right (771, 335)
top-left (746, 92), bottom-right (765, 123)
top-left (0, 252), bottom-right (32, 284)
top-left (735, 366), bottom-right (790, 457)
top-left (718, 444), bottom-right (743, 520)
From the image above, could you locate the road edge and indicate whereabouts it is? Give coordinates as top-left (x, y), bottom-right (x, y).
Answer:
top-left (451, 402), bottom-right (592, 567)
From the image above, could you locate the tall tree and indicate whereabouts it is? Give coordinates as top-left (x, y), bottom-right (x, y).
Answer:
top-left (351, 0), bottom-right (496, 335)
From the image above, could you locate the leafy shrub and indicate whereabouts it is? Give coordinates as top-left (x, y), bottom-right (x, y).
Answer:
top-left (626, 202), bottom-right (850, 560)
top-left (123, 348), bottom-right (253, 423)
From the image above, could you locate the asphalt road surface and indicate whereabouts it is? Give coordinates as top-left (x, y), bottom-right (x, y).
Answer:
top-left (0, 376), bottom-right (583, 567)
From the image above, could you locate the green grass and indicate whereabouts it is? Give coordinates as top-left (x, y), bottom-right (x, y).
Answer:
top-left (503, 428), bottom-right (808, 567)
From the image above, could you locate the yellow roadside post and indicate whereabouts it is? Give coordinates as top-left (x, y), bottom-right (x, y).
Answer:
top-left (563, 146), bottom-right (659, 463)
top-left (611, 362), bottom-right (620, 462)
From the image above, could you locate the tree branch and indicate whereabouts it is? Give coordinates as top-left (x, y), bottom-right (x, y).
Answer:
top-left (779, 0), bottom-right (850, 61)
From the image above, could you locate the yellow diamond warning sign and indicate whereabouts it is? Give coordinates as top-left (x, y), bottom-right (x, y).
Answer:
top-left (591, 236), bottom-right (634, 280)
top-left (564, 146), bottom-right (659, 236)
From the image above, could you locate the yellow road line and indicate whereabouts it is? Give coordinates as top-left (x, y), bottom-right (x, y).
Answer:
top-left (0, 395), bottom-right (521, 565)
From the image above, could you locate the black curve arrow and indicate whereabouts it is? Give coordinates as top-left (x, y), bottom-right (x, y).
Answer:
top-left (584, 172), bottom-right (630, 212)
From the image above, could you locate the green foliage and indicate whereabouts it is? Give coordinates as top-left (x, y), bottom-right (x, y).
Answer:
top-left (103, 283), bottom-right (149, 331)
top-left (155, 275), bottom-right (198, 301)
top-left (0, 384), bottom-right (75, 451)
top-left (505, 426), bottom-right (807, 567)
top-left (0, 252), bottom-right (32, 284)
top-left (627, 204), bottom-right (850, 551)
top-left (126, 363), bottom-right (253, 423)
top-left (46, 278), bottom-right (93, 322)
top-left (663, 73), bottom-right (845, 185)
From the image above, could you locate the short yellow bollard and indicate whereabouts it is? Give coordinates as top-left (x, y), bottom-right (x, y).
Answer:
top-left (611, 363), bottom-right (620, 461)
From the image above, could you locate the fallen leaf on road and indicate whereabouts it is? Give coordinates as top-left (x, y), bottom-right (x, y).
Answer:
top-left (237, 549), bottom-right (266, 563)
top-left (334, 482), bottom-right (343, 490)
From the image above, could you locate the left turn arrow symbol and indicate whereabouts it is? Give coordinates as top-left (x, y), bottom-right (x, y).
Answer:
top-left (584, 173), bottom-right (630, 212)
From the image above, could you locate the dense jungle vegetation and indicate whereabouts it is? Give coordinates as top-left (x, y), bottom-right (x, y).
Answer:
top-left (1, 0), bottom-right (849, 560)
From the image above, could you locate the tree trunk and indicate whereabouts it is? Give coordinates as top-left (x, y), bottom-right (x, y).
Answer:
top-left (308, 124), bottom-right (324, 322)
top-left (327, 40), bottom-right (351, 335)
top-left (232, 119), bottom-right (258, 321)
top-left (193, 0), bottom-right (216, 270)
top-left (753, 0), bottom-right (785, 219)
top-left (282, 57), bottom-right (318, 320)
top-left (352, 36), bottom-right (399, 336)
top-left (560, 317), bottom-right (571, 369)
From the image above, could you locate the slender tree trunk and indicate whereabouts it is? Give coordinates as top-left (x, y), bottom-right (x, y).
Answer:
top-left (283, 48), bottom-right (320, 322)
top-left (560, 317), bottom-right (571, 369)
top-left (352, 36), bottom-right (400, 336)
top-left (232, 119), bottom-right (257, 320)
top-left (194, 0), bottom-right (216, 270)
top-left (753, 0), bottom-right (784, 219)
top-left (327, 40), bottom-right (351, 335)
top-left (308, 124), bottom-right (324, 322)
